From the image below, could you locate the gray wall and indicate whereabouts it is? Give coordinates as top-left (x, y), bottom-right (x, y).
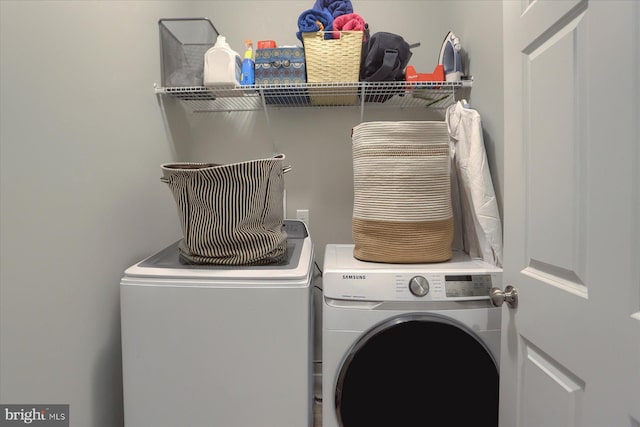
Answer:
top-left (0, 1), bottom-right (503, 426)
top-left (0, 2), bottom-right (184, 426)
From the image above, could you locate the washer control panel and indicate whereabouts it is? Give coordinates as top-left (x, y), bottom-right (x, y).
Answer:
top-left (444, 274), bottom-right (494, 298)
top-left (408, 276), bottom-right (430, 297)
top-left (399, 273), bottom-right (496, 300)
top-left (323, 245), bottom-right (503, 302)
top-left (327, 270), bottom-right (502, 301)
top-left (407, 275), bottom-right (492, 298)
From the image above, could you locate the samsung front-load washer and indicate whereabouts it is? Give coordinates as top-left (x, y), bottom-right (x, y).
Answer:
top-left (322, 244), bottom-right (503, 427)
top-left (120, 220), bottom-right (314, 427)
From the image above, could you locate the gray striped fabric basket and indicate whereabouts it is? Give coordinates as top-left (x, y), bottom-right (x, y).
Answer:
top-left (352, 121), bottom-right (453, 263)
top-left (161, 155), bottom-right (288, 265)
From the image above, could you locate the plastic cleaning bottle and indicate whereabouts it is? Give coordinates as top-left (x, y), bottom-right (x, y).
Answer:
top-left (240, 39), bottom-right (255, 86)
top-left (203, 35), bottom-right (242, 87)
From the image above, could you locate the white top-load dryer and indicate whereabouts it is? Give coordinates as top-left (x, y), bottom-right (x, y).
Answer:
top-left (120, 220), bottom-right (314, 427)
top-left (322, 244), bottom-right (503, 427)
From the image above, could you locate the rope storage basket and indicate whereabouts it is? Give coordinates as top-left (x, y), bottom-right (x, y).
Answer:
top-left (302, 30), bottom-right (363, 105)
top-left (351, 121), bottom-right (454, 263)
top-left (161, 155), bottom-right (288, 265)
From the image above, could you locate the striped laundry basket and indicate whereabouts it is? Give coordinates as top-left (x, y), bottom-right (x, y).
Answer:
top-left (161, 155), bottom-right (289, 265)
top-left (351, 121), bottom-right (453, 263)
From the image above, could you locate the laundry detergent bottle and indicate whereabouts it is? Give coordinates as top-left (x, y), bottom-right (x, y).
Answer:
top-left (204, 35), bottom-right (242, 87)
top-left (240, 39), bottom-right (255, 85)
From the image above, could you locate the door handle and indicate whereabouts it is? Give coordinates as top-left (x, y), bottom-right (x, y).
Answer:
top-left (490, 285), bottom-right (519, 309)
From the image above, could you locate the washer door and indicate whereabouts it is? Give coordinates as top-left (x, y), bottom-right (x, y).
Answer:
top-left (335, 314), bottom-right (498, 426)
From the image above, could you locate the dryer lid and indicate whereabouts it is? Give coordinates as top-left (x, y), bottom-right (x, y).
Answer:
top-left (122, 221), bottom-right (313, 282)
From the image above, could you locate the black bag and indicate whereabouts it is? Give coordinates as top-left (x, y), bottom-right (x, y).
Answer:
top-left (360, 32), bottom-right (419, 82)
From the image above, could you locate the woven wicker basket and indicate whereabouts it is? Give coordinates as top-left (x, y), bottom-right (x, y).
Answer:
top-left (302, 31), bottom-right (363, 105)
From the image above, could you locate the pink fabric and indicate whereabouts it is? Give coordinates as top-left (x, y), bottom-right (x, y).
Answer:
top-left (332, 13), bottom-right (366, 38)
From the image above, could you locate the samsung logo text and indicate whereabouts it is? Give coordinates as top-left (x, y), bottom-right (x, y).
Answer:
top-left (342, 274), bottom-right (366, 280)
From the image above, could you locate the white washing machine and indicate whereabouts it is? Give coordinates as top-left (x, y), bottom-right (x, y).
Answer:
top-left (120, 220), bottom-right (314, 427)
top-left (322, 244), bottom-right (503, 427)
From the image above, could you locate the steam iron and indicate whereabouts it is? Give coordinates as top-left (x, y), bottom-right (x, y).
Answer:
top-left (438, 31), bottom-right (463, 82)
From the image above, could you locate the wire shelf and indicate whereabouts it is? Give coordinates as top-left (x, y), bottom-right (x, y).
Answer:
top-left (154, 81), bottom-right (469, 113)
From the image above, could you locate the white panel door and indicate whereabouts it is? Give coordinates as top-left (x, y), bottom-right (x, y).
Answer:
top-left (501, 1), bottom-right (639, 426)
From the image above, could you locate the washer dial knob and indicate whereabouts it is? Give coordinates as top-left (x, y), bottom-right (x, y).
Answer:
top-left (409, 276), bottom-right (430, 297)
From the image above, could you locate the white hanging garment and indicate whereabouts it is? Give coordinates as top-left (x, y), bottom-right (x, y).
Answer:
top-left (446, 100), bottom-right (503, 267)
